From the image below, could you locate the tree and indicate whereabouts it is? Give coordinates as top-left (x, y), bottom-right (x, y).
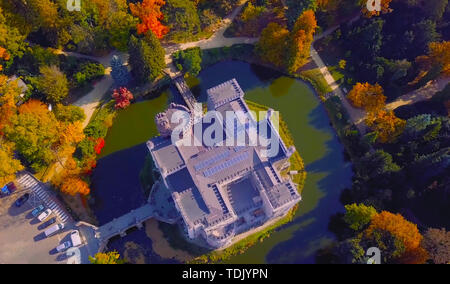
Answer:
top-left (60, 176), bottom-right (90, 196)
top-left (0, 7), bottom-right (27, 70)
top-left (366, 110), bottom-right (406, 143)
top-left (89, 251), bottom-right (124, 264)
top-left (347, 82), bottom-right (386, 112)
top-left (4, 100), bottom-right (61, 172)
top-left (356, 150), bottom-right (400, 180)
top-left (364, 211), bottom-right (428, 264)
top-left (366, 211), bottom-right (423, 253)
top-left (424, 41), bottom-right (450, 76)
top-left (38, 65), bottom-right (69, 104)
top-left (0, 76), bottom-right (20, 134)
top-left (128, 33), bottom-right (165, 83)
top-left (256, 23), bottom-right (289, 68)
top-left (129, 0), bottom-right (169, 39)
top-left (110, 55), bottom-right (131, 87)
top-left (343, 203), bottom-right (377, 231)
top-left (112, 87), bottom-right (134, 109)
top-left (163, 0), bottom-right (201, 42)
top-left (53, 104), bottom-right (86, 124)
top-left (422, 228), bottom-right (450, 264)
top-left (0, 139), bottom-right (24, 186)
top-left (286, 10), bottom-right (317, 73)
top-left (285, 0), bottom-right (317, 28)
top-left (173, 47), bottom-right (202, 76)
top-left (424, 0), bottom-right (449, 20)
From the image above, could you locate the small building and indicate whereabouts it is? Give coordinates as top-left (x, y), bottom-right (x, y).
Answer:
top-left (147, 79), bottom-right (302, 249)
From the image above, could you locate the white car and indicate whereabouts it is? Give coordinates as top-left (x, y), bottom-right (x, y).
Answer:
top-left (56, 241), bottom-right (72, 252)
top-left (37, 209), bottom-right (52, 222)
top-left (70, 230), bottom-right (82, 247)
top-left (44, 223), bottom-right (64, 238)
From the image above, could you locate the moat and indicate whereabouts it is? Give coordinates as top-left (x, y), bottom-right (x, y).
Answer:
top-left (90, 61), bottom-right (353, 264)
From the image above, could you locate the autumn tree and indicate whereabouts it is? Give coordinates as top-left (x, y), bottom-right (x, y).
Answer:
top-left (130, 0), bottom-right (169, 39)
top-left (38, 65), bottom-right (69, 104)
top-left (417, 41), bottom-right (450, 76)
top-left (0, 7), bottom-right (27, 70)
top-left (365, 211), bottom-right (428, 264)
top-left (4, 100), bottom-right (60, 172)
top-left (163, 0), bottom-right (201, 42)
top-left (0, 76), bottom-right (20, 134)
top-left (0, 139), bottom-right (24, 186)
top-left (112, 87), bottom-right (134, 109)
top-left (256, 23), bottom-right (289, 68)
top-left (60, 176), bottom-right (90, 196)
top-left (366, 110), bottom-right (406, 143)
top-left (286, 10), bottom-right (317, 73)
top-left (89, 251), bottom-right (124, 264)
top-left (347, 82), bottom-right (386, 112)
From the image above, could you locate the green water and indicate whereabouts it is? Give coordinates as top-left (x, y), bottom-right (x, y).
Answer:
top-left (99, 61), bottom-right (353, 263)
top-left (99, 91), bottom-right (171, 159)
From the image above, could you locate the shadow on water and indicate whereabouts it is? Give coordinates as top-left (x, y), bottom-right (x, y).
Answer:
top-left (91, 143), bottom-right (148, 226)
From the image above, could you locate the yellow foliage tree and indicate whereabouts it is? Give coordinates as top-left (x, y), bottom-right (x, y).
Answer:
top-left (347, 82), bottom-right (386, 112)
top-left (0, 139), bottom-right (24, 186)
top-left (256, 23), bottom-right (289, 68)
top-left (60, 177), bottom-right (90, 196)
top-left (89, 251), bottom-right (124, 264)
top-left (427, 41), bottom-right (450, 76)
top-left (366, 110), bottom-right (406, 143)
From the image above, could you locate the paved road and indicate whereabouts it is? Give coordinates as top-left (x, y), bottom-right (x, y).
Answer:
top-left (310, 46), bottom-right (368, 133)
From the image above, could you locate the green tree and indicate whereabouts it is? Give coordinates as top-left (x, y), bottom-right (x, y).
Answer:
top-left (343, 203), bottom-right (377, 231)
top-left (38, 65), bottom-right (69, 104)
top-left (163, 0), bottom-right (201, 42)
top-left (0, 7), bottom-right (27, 70)
top-left (54, 104), bottom-right (86, 124)
top-left (424, 0), bottom-right (449, 20)
top-left (356, 150), bottom-right (400, 180)
top-left (128, 33), bottom-right (165, 83)
top-left (174, 47), bottom-right (202, 76)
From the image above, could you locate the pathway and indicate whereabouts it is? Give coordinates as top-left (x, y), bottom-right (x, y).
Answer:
top-left (386, 76), bottom-right (450, 110)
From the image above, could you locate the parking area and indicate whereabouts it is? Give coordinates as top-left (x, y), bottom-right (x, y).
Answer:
top-left (0, 174), bottom-right (88, 264)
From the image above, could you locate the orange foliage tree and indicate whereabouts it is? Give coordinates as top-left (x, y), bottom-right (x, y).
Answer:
top-left (129, 0), bottom-right (169, 38)
top-left (0, 46), bottom-right (10, 71)
top-left (366, 110), bottom-right (406, 143)
top-left (417, 41), bottom-right (450, 76)
top-left (287, 10), bottom-right (317, 73)
top-left (60, 177), bottom-right (90, 196)
top-left (347, 82), bottom-right (386, 112)
top-left (365, 211), bottom-right (428, 264)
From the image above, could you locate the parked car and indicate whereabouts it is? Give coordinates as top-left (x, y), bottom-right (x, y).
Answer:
top-left (14, 193), bottom-right (30, 207)
top-left (44, 223), bottom-right (64, 238)
top-left (1, 182), bottom-right (17, 197)
top-left (31, 205), bottom-right (45, 217)
top-left (70, 230), bottom-right (82, 247)
top-left (41, 217), bottom-right (56, 229)
top-left (37, 209), bottom-right (52, 222)
top-left (56, 241), bottom-right (72, 252)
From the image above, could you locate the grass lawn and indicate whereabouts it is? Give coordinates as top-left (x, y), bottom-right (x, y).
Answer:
top-left (299, 68), bottom-right (333, 97)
